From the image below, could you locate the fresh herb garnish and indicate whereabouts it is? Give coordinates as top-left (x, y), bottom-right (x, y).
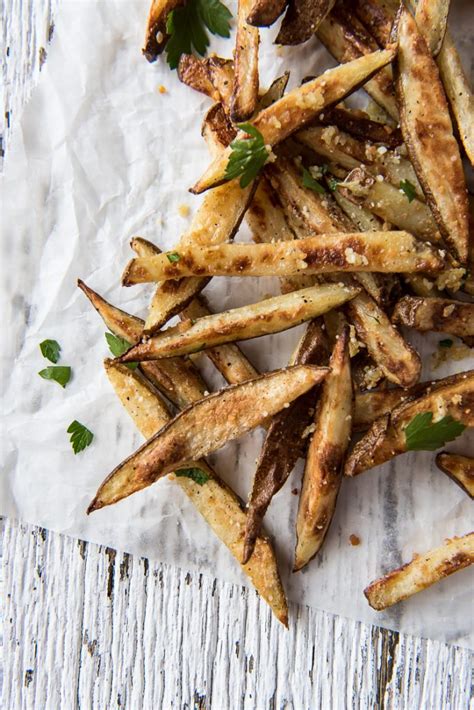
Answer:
top-left (399, 179), bottom-right (416, 203)
top-left (439, 339), bottom-right (453, 349)
top-left (166, 251), bottom-right (181, 263)
top-left (38, 366), bottom-right (71, 388)
top-left (40, 339), bottom-right (61, 363)
top-left (105, 332), bottom-right (138, 369)
top-left (301, 167), bottom-right (325, 194)
top-left (176, 467), bottom-right (210, 485)
top-left (327, 176), bottom-right (339, 192)
top-left (165, 0), bottom-right (232, 70)
top-left (404, 412), bottom-right (466, 451)
top-left (224, 123), bottom-right (270, 188)
top-left (67, 420), bottom-right (94, 454)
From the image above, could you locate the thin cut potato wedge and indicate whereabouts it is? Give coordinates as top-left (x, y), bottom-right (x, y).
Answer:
top-left (123, 231), bottom-right (444, 283)
top-left (88, 364), bottom-right (330, 512)
top-left (345, 370), bottom-right (474, 476)
top-left (316, 8), bottom-right (398, 120)
top-left (294, 325), bottom-right (352, 570)
top-left (436, 452), bottom-right (474, 499)
top-left (318, 106), bottom-right (402, 148)
top-left (191, 47), bottom-right (396, 193)
top-left (364, 532), bottom-right (474, 610)
top-left (118, 283), bottom-right (360, 362)
top-left (354, 386), bottom-right (421, 432)
top-left (177, 54), bottom-right (216, 99)
top-left (243, 319), bottom-right (330, 563)
top-left (206, 57), bottom-right (235, 108)
top-left (231, 0), bottom-right (260, 122)
top-left (77, 279), bottom-right (208, 409)
top-left (347, 290), bottom-right (421, 388)
top-left (143, 0), bottom-right (184, 62)
top-left (395, 9), bottom-right (469, 263)
top-left (105, 361), bottom-right (288, 625)
top-left (392, 297), bottom-right (474, 339)
top-left (246, 176), bottom-right (296, 245)
top-left (414, 0), bottom-right (449, 56)
top-left (246, 0), bottom-right (288, 27)
top-left (276, 0), bottom-right (336, 45)
top-left (352, 0), bottom-right (399, 47)
top-left (131, 237), bottom-right (260, 386)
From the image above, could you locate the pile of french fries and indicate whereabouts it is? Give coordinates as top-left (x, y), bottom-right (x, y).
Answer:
top-left (80, 0), bottom-right (474, 625)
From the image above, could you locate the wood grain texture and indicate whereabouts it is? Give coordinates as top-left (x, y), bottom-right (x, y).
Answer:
top-left (1, 1), bottom-right (473, 707)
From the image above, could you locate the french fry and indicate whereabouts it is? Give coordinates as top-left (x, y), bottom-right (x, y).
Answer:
top-left (231, 0), bottom-right (260, 122)
top-left (246, 0), bottom-right (288, 27)
top-left (394, 9), bottom-right (469, 264)
top-left (77, 279), bottom-right (208, 409)
top-left (201, 103), bottom-right (237, 157)
top-left (364, 532), bottom-right (474, 610)
top-left (436, 452), bottom-right (474, 499)
top-left (118, 283), bottom-right (360, 362)
top-left (276, 0), bottom-right (336, 45)
top-left (294, 325), bottom-right (353, 570)
top-left (105, 360), bottom-right (288, 624)
top-left (256, 73), bottom-right (290, 111)
top-left (143, 0), bottom-right (184, 62)
top-left (345, 370), bottom-right (474, 476)
top-left (392, 297), bottom-right (474, 339)
top-left (191, 47), bottom-right (396, 193)
top-left (88, 364), bottom-right (330, 512)
top-left (352, 0), bottom-right (399, 47)
top-left (243, 319), bottom-right (330, 563)
top-left (177, 54), bottom-right (216, 99)
top-left (318, 106), bottom-right (402, 148)
top-left (354, 386), bottom-right (423, 432)
top-left (206, 56), bottom-right (235, 108)
top-left (316, 7), bottom-right (398, 120)
top-left (414, 0), bottom-right (449, 56)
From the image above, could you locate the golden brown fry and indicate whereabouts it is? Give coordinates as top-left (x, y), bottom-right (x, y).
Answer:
top-left (243, 319), bottom-right (330, 563)
top-left (177, 54), bottom-right (216, 98)
top-left (276, 0), bottom-right (336, 45)
top-left (414, 0), bottom-right (449, 56)
top-left (118, 283), bottom-right (360, 362)
top-left (395, 9), bottom-right (469, 263)
top-left (319, 106), bottom-right (403, 147)
top-left (191, 47), bottom-right (396, 193)
top-left (354, 386), bottom-right (419, 431)
top-left (246, 176), bottom-right (296, 245)
top-left (206, 56), bottom-right (235, 108)
top-left (316, 8), bottom-right (398, 120)
top-left (201, 103), bottom-right (236, 157)
top-left (294, 325), bottom-right (353, 570)
top-left (143, 0), bottom-right (185, 62)
top-left (89, 364), bottom-right (330, 512)
top-left (436, 452), bottom-right (474, 499)
top-left (77, 279), bottom-right (208, 409)
top-left (345, 370), bottom-right (474, 476)
top-left (352, 0), bottom-right (398, 47)
top-left (105, 360), bottom-right (288, 624)
top-left (231, 0), bottom-right (260, 122)
top-left (347, 290), bottom-right (421, 388)
top-left (365, 532), bottom-right (474, 610)
top-left (392, 297), bottom-right (474, 339)
top-left (246, 0), bottom-right (287, 26)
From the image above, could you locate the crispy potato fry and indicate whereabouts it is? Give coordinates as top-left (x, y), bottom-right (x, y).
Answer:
top-left (395, 9), bottom-right (469, 264)
top-left (316, 8), bottom-right (398, 120)
top-left (352, 0), bottom-right (399, 47)
top-left (246, 176), bottom-right (296, 244)
top-left (201, 103), bottom-right (236, 157)
top-left (414, 0), bottom-right (449, 56)
top-left (231, 0), bottom-right (260, 121)
top-left (319, 106), bottom-right (402, 148)
top-left (191, 47), bottom-right (396, 193)
top-left (403, 274), bottom-right (442, 299)
top-left (243, 319), bottom-right (330, 563)
top-left (125, 231), bottom-right (444, 283)
top-left (118, 283), bottom-right (360, 362)
top-left (345, 370), bottom-right (474, 476)
top-left (206, 56), bottom-right (235, 108)
top-left (143, 0), bottom-right (184, 62)
top-left (294, 325), bottom-right (353, 570)
top-left (77, 279), bottom-right (208, 409)
top-left (246, 0), bottom-right (288, 26)
top-left (347, 290), bottom-right (421, 388)
top-left (276, 0), bottom-right (336, 45)
top-left (364, 532), bottom-right (474, 610)
top-left (89, 364), bottom-right (330, 512)
top-left (177, 54), bottom-right (216, 99)
top-left (105, 360), bottom-right (288, 624)
top-left (436, 452), bottom-right (474, 499)
top-left (257, 73), bottom-right (290, 111)
top-left (354, 385), bottom-right (424, 432)
top-left (392, 297), bottom-right (474, 339)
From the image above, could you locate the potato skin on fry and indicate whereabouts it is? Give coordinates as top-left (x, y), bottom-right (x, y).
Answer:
top-left (231, 0), bottom-right (260, 122)
top-left (392, 297), bottom-right (474, 339)
top-left (364, 532), bottom-right (474, 610)
top-left (294, 325), bottom-right (353, 571)
top-left (436, 452), bottom-right (474, 499)
top-left (246, 0), bottom-right (287, 26)
top-left (276, 0), bottom-right (336, 45)
top-left (143, 0), bottom-right (185, 62)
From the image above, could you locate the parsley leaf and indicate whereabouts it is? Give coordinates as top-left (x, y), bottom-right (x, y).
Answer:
top-left (399, 179), bottom-right (416, 203)
top-left (105, 332), bottom-right (138, 369)
top-left (40, 339), bottom-right (61, 363)
top-left (166, 251), bottom-right (181, 263)
top-left (165, 0), bottom-right (232, 70)
top-left (301, 167), bottom-right (325, 194)
top-left (439, 339), bottom-right (453, 348)
top-left (38, 366), bottom-right (71, 388)
top-left (404, 412), bottom-right (466, 451)
top-left (327, 176), bottom-right (339, 192)
top-left (176, 467), bottom-right (210, 485)
top-left (224, 123), bottom-right (270, 188)
top-left (67, 420), bottom-right (94, 454)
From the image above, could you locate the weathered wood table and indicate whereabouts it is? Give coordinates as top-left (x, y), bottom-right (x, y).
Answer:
top-left (2, 2), bottom-right (472, 708)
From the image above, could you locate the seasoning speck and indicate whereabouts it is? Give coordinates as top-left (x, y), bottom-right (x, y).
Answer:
top-left (349, 534), bottom-right (361, 546)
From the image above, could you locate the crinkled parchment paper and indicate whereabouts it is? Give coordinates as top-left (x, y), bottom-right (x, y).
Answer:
top-left (1, 0), bottom-right (473, 647)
